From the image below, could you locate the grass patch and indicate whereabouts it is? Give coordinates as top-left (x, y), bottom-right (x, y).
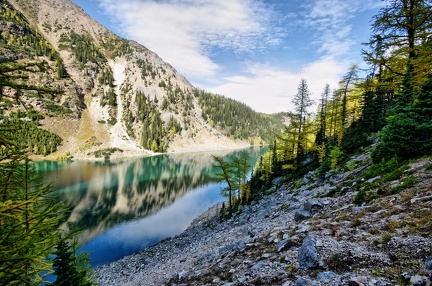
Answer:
top-left (365, 157), bottom-right (404, 180)
top-left (382, 164), bottom-right (409, 182)
top-left (390, 175), bottom-right (417, 194)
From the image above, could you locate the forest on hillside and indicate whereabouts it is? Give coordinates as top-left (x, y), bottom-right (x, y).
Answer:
top-left (214, 0), bottom-right (432, 213)
top-left (248, 0), bottom-right (432, 199)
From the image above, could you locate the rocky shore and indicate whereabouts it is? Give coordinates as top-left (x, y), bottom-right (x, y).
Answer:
top-left (95, 152), bottom-right (432, 285)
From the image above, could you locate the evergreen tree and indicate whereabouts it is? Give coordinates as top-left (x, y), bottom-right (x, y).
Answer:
top-left (372, 74), bottom-right (432, 161)
top-left (212, 155), bottom-right (236, 209)
top-left (291, 79), bottom-right (314, 164)
top-left (232, 151), bottom-right (252, 203)
top-left (339, 65), bottom-right (358, 132)
top-left (316, 84), bottom-right (330, 147)
top-left (53, 238), bottom-right (95, 286)
top-left (0, 158), bottom-right (67, 285)
top-left (363, 0), bottom-right (432, 97)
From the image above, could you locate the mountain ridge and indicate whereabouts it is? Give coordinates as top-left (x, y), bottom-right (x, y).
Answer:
top-left (3, 0), bottom-right (282, 161)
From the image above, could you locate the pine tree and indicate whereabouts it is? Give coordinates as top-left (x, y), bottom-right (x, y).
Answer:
top-left (53, 238), bottom-right (95, 286)
top-left (0, 158), bottom-right (67, 285)
top-left (291, 79), bottom-right (314, 164)
top-left (372, 74), bottom-right (432, 161)
top-left (363, 0), bottom-right (432, 97)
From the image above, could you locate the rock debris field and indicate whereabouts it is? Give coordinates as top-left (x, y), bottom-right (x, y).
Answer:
top-left (96, 152), bottom-right (432, 285)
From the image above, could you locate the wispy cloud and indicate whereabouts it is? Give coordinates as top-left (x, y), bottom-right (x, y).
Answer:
top-left (94, 0), bottom-right (382, 113)
top-left (97, 0), bottom-right (282, 77)
top-left (207, 0), bottom-right (384, 113)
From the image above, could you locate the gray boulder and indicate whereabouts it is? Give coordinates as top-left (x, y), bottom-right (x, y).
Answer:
top-left (304, 198), bottom-right (323, 213)
top-left (298, 234), bottom-right (318, 269)
top-left (294, 209), bottom-right (312, 222)
top-left (316, 271), bottom-right (338, 282)
top-left (277, 239), bottom-right (291, 252)
top-left (425, 256), bottom-right (432, 270)
top-left (294, 277), bottom-right (317, 286)
top-left (410, 275), bottom-right (428, 286)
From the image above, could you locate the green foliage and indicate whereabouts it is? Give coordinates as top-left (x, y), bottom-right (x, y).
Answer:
top-left (364, 157), bottom-right (402, 180)
top-left (101, 88), bottom-right (117, 107)
top-left (98, 67), bottom-right (115, 87)
top-left (0, 1), bottom-right (57, 59)
top-left (390, 175), bottom-right (417, 194)
top-left (382, 164), bottom-right (409, 182)
top-left (91, 147), bottom-right (123, 161)
top-left (59, 32), bottom-right (106, 66)
top-left (328, 253), bottom-right (342, 270)
top-left (363, 0), bottom-right (432, 93)
top-left (107, 117), bottom-right (117, 126)
top-left (45, 100), bottom-right (73, 115)
top-left (353, 189), bottom-right (367, 206)
top-left (213, 151), bottom-right (252, 212)
top-left (0, 29), bottom-right (91, 285)
top-left (195, 89), bottom-right (282, 143)
top-left (329, 146), bottom-right (342, 170)
top-left (318, 157), bottom-right (331, 179)
top-left (53, 238), bottom-right (96, 286)
top-left (372, 76), bottom-right (432, 162)
top-left (0, 158), bottom-right (68, 285)
top-left (101, 35), bottom-right (133, 58)
top-left (0, 111), bottom-right (62, 157)
top-left (134, 91), bottom-right (177, 152)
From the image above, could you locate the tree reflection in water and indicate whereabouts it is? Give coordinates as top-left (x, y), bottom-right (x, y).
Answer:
top-left (34, 147), bottom-right (266, 266)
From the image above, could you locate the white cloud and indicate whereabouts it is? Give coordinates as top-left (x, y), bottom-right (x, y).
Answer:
top-left (207, 57), bottom-right (346, 114)
top-left (93, 0), bottom-right (383, 114)
top-left (97, 0), bottom-right (280, 77)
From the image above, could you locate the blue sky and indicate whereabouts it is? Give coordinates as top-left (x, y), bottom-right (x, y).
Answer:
top-left (71, 0), bottom-right (384, 114)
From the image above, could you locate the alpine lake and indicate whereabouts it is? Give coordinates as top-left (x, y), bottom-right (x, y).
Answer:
top-left (33, 147), bottom-right (267, 267)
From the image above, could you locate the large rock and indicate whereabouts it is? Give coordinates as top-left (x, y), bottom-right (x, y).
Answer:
top-left (410, 275), bottom-right (428, 286)
top-left (316, 271), bottom-right (338, 282)
top-left (294, 277), bottom-right (317, 286)
top-left (294, 209), bottom-right (312, 222)
top-left (298, 234), bottom-right (318, 269)
top-left (425, 256), bottom-right (432, 270)
top-left (304, 198), bottom-right (323, 213)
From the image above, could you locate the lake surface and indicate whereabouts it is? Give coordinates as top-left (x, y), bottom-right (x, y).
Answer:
top-left (34, 147), bottom-right (266, 267)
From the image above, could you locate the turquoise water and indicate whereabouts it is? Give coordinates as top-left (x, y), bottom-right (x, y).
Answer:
top-left (34, 147), bottom-right (266, 267)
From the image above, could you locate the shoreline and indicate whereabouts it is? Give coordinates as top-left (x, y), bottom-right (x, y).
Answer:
top-left (31, 143), bottom-right (263, 163)
top-left (94, 154), bottom-right (432, 286)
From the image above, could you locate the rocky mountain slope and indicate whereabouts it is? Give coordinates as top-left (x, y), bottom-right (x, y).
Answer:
top-left (95, 146), bottom-right (432, 285)
top-left (3, 0), bottom-right (280, 160)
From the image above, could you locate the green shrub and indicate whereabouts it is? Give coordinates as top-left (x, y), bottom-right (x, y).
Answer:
top-left (391, 175), bottom-right (417, 194)
top-left (353, 189), bottom-right (366, 205)
top-left (382, 164), bottom-right (409, 182)
top-left (365, 157), bottom-right (403, 180)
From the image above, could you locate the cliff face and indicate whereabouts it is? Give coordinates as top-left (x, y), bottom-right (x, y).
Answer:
top-left (4, 0), bottom-right (250, 160)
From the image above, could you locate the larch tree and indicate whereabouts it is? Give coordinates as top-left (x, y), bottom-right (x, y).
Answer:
top-left (363, 0), bottom-right (432, 103)
top-left (291, 79), bottom-right (314, 164)
top-left (0, 57), bottom-right (94, 285)
top-left (315, 84), bottom-right (330, 152)
top-left (339, 64), bottom-right (358, 131)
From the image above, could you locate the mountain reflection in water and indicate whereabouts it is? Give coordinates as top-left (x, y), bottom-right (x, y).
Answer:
top-left (34, 147), bottom-right (266, 267)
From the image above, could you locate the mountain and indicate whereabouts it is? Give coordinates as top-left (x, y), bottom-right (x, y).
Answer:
top-left (1, 0), bottom-right (284, 160)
